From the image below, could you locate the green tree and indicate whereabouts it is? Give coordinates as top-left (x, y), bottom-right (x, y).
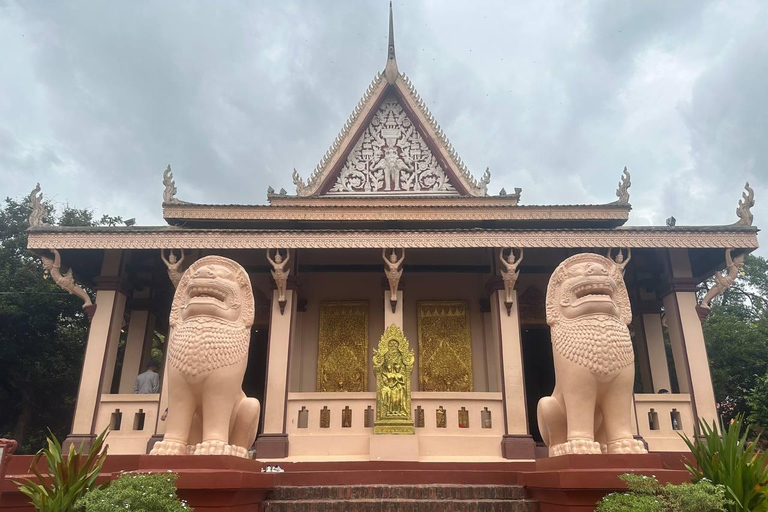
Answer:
top-left (702, 254), bottom-right (768, 426)
top-left (0, 194), bottom-right (122, 453)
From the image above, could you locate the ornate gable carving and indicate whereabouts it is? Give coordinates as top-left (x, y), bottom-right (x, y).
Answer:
top-left (328, 94), bottom-right (458, 195)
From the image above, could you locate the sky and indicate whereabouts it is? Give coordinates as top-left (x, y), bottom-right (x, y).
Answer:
top-left (0, 1), bottom-right (765, 253)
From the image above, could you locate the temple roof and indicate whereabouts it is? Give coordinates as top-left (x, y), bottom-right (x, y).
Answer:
top-left (27, 224), bottom-right (759, 251)
top-left (289, 6), bottom-right (492, 198)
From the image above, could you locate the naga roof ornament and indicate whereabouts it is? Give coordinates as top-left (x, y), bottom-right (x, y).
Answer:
top-left (163, 165), bottom-right (184, 204)
top-left (28, 183), bottom-right (49, 228)
top-left (734, 182), bottom-right (755, 226)
top-left (614, 167), bottom-right (631, 205)
top-left (291, 5), bottom-right (492, 198)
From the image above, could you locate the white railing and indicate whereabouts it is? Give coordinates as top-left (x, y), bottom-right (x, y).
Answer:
top-left (95, 394), bottom-right (160, 454)
top-left (634, 393), bottom-right (694, 452)
top-left (285, 391), bottom-right (505, 460)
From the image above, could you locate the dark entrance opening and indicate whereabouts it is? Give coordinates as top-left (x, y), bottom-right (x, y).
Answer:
top-left (242, 326), bottom-right (270, 438)
top-left (521, 325), bottom-right (555, 443)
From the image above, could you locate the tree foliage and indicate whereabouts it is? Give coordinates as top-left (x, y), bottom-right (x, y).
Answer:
top-left (702, 253), bottom-right (768, 428)
top-left (0, 195), bottom-right (121, 453)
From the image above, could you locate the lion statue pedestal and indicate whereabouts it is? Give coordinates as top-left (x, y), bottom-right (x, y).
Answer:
top-left (537, 253), bottom-right (647, 456)
top-left (150, 256), bottom-right (260, 458)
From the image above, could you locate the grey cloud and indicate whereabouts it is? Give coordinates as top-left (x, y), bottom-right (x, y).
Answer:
top-left (0, 0), bottom-right (764, 254)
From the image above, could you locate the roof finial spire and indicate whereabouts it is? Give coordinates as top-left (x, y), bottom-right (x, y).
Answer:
top-left (385, 1), bottom-right (399, 84)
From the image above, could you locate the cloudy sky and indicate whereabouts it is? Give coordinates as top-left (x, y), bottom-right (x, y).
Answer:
top-left (1, 1), bottom-right (765, 251)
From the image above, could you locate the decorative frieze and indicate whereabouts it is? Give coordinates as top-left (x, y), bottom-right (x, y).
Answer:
top-left (27, 228), bottom-right (760, 250)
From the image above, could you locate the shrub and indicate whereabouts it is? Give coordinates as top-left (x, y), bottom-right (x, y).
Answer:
top-left (15, 429), bottom-right (108, 512)
top-left (682, 414), bottom-right (768, 512)
top-left (76, 472), bottom-right (191, 512)
top-left (596, 474), bottom-right (728, 512)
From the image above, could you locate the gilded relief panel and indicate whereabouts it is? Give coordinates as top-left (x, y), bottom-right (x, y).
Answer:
top-left (417, 301), bottom-right (473, 392)
top-left (317, 301), bottom-right (369, 392)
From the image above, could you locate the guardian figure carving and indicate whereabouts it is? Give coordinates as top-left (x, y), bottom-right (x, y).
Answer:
top-left (537, 253), bottom-right (646, 456)
top-left (150, 256), bottom-right (260, 457)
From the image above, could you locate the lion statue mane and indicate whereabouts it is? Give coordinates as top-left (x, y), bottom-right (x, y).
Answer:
top-left (537, 252), bottom-right (647, 456)
top-left (150, 255), bottom-right (261, 457)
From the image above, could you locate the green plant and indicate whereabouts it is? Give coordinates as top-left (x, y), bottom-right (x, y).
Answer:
top-left (76, 472), bottom-right (191, 512)
top-left (596, 473), bottom-right (728, 512)
top-left (15, 429), bottom-right (108, 512)
top-left (682, 414), bottom-right (768, 512)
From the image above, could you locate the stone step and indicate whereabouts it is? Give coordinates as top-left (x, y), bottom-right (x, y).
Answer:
top-left (261, 498), bottom-right (539, 512)
top-left (270, 484), bottom-right (527, 501)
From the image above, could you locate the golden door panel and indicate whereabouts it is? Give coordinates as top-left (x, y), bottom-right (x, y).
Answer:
top-left (317, 301), bottom-right (369, 392)
top-left (417, 301), bottom-right (473, 392)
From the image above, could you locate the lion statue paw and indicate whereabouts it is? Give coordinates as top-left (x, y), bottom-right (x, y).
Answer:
top-left (193, 440), bottom-right (247, 457)
top-left (551, 439), bottom-right (602, 456)
top-left (150, 440), bottom-right (188, 456)
top-left (607, 438), bottom-right (647, 454)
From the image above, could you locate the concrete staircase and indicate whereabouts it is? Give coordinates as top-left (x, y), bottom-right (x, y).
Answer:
top-left (260, 484), bottom-right (538, 511)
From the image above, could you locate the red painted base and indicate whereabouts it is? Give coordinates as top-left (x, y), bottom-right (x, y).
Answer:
top-left (1, 453), bottom-right (694, 512)
top-left (518, 453), bottom-right (692, 512)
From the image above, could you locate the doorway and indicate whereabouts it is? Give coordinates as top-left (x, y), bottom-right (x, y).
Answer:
top-left (521, 326), bottom-right (555, 442)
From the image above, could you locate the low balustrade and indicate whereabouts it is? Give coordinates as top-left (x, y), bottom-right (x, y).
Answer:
top-left (634, 393), bottom-right (694, 452)
top-left (286, 391), bottom-right (504, 460)
top-left (95, 394), bottom-right (160, 454)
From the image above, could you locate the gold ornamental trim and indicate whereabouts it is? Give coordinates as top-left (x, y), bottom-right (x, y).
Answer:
top-left (27, 228), bottom-right (760, 250)
top-left (316, 301), bottom-right (369, 393)
top-left (418, 301), bottom-right (473, 392)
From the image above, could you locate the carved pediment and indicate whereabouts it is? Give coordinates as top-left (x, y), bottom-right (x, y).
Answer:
top-left (328, 94), bottom-right (458, 195)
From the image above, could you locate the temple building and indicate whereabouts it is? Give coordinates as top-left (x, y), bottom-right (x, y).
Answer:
top-left (25, 9), bottom-right (759, 463)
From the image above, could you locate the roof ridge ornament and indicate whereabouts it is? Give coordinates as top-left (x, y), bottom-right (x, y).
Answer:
top-left (615, 166), bottom-right (631, 205)
top-left (294, 71), bottom-right (385, 195)
top-left (400, 73), bottom-right (490, 195)
top-left (163, 164), bottom-right (183, 204)
top-left (384, 2), bottom-right (399, 84)
top-left (734, 182), bottom-right (755, 226)
top-left (28, 183), bottom-right (49, 227)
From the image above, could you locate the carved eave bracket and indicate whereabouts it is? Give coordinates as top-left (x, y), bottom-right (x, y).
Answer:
top-left (499, 248), bottom-right (523, 316)
top-left (39, 248), bottom-right (96, 321)
top-left (733, 182), bottom-right (755, 226)
top-left (267, 249), bottom-right (291, 314)
top-left (383, 248), bottom-right (404, 312)
top-left (696, 247), bottom-right (745, 323)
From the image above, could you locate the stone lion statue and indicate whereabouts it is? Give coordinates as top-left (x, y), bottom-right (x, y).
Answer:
top-left (151, 256), bottom-right (260, 457)
top-left (537, 253), bottom-right (647, 456)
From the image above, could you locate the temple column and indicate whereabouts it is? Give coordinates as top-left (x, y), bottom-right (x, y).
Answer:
top-left (118, 307), bottom-right (156, 394)
top-left (255, 288), bottom-right (297, 458)
top-left (490, 286), bottom-right (535, 459)
top-left (642, 312), bottom-right (672, 393)
top-left (662, 249), bottom-right (718, 429)
top-left (384, 290), bottom-right (403, 329)
top-left (65, 250), bottom-right (127, 450)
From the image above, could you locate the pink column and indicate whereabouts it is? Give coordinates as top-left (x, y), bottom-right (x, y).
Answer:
top-left (254, 289), bottom-right (297, 458)
top-left (662, 249), bottom-right (719, 430)
top-left (489, 286), bottom-right (535, 459)
top-left (65, 250), bottom-right (127, 450)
